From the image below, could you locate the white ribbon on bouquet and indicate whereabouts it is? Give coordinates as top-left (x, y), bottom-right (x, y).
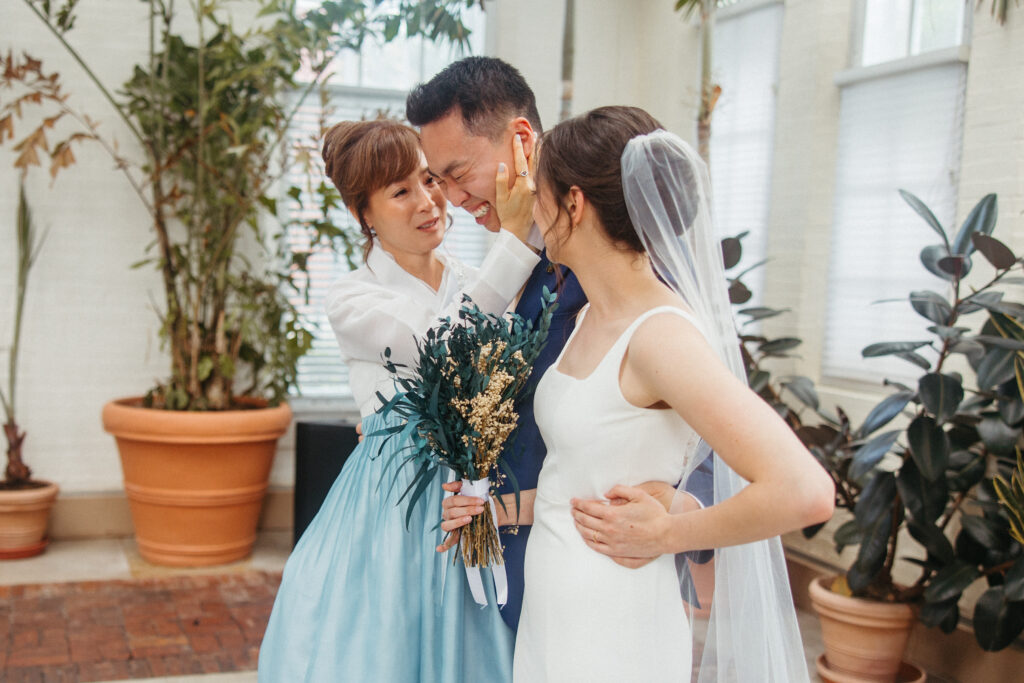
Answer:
top-left (459, 477), bottom-right (508, 608)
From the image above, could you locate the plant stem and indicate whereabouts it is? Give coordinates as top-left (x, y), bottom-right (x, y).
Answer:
top-left (21, 0), bottom-right (148, 149)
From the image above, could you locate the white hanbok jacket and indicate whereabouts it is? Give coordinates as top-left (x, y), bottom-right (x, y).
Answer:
top-left (326, 230), bottom-right (540, 418)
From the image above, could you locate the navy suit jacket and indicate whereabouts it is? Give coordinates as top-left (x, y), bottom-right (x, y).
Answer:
top-left (494, 253), bottom-right (714, 632)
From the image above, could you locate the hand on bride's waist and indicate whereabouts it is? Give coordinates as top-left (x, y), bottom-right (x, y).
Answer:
top-left (569, 481), bottom-right (701, 569)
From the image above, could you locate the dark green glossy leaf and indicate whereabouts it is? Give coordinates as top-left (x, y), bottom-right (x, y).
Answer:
top-left (924, 560), bottom-right (980, 603)
top-left (921, 244), bottom-right (954, 280)
top-left (1005, 557), bottom-right (1024, 601)
top-left (833, 519), bottom-right (864, 552)
top-left (855, 471), bottom-right (897, 527)
top-left (907, 519), bottom-right (955, 564)
top-left (899, 456), bottom-right (947, 524)
top-left (802, 520), bottom-right (827, 539)
top-left (953, 193), bottom-right (997, 257)
top-left (938, 254), bottom-right (971, 278)
top-left (920, 597), bottom-right (960, 633)
top-left (721, 236), bottom-right (742, 269)
top-left (858, 391), bottom-right (914, 438)
top-left (759, 337), bottom-right (802, 355)
top-left (848, 510), bottom-right (893, 594)
top-left (974, 586), bottom-right (1024, 651)
top-left (928, 325), bottom-right (969, 341)
top-left (906, 415), bottom-right (950, 482)
top-left (961, 291), bottom-right (1004, 315)
top-left (918, 372), bottom-right (964, 423)
top-left (897, 351), bottom-right (932, 371)
top-left (739, 306), bottom-right (789, 322)
top-left (978, 414), bottom-right (1020, 456)
top-left (899, 189), bottom-right (949, 247)
top-left (910, 290), bottom-right (953, 325)
top-left (782, 376), bottom-right (819, 410)
top-left (862, 341), bottom-right (931, 358)
top-left (975, 335), bottom-right (1024, 352)
top-left (748, 369), bottom-right (770, 393)
top-left (972, 233), bottom-right (1017, 270)
top-left (850, 430), bottom-right (901, 481)
top-left (961, 514), bottom-right (1004, 550)
top-left (947, 451), bottom-right (987, 492)
top-left (728, 279), bottom-right (752, 304)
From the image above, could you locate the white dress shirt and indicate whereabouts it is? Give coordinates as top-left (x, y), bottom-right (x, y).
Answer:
top-left (326, 230), bottom-right (541, 418)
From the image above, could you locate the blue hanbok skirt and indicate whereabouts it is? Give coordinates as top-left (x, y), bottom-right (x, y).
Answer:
top-left (258, 411), bottom-right (513, 682)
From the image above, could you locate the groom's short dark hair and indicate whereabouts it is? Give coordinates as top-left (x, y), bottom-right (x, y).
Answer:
top-left (406, 56), bottom-right (542, 140)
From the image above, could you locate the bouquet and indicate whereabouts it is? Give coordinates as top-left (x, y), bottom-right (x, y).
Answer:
top-left (374, 288), bottom-right (558, 605)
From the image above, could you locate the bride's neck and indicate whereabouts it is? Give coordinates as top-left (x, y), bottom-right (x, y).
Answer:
top-left (569, 241), bottom-right (666, 319)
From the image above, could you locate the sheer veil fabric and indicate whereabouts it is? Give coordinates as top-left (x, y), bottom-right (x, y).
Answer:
top-left (621, 131), bottom-right (810, 682)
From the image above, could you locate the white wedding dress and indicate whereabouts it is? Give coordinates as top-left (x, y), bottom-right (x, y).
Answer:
top-left (513, 305), bottom-right (702, 683)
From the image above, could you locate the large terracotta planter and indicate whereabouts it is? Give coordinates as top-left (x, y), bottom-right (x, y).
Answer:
top-left (809, 575), bottom-right (921, 683)
top-left (0, 481), bottom-right (59, 559)
top-left (102, 397), bottom-right (292, 567)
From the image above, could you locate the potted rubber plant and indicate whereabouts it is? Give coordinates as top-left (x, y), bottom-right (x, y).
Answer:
top-left (797, 190), bottom-right (1024, 681)
top-left (7, 0), bottom-right (477, 565)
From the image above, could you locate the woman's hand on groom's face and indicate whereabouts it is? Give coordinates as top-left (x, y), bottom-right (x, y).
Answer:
top-left (494, 133), bottom-right (537, 243)
top-left (437, 480), bottom-right (486, 553)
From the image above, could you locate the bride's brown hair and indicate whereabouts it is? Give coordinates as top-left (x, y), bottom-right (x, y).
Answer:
top-left (536, 106), bottom-right (663, 253)
top-left (321, 119), bottom-right (422, 261)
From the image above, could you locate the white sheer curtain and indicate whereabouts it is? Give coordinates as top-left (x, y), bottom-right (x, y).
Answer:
top-left (709, 1), bottom-right (784, 300)
top-left (822, 62), bottom-right (966, 382)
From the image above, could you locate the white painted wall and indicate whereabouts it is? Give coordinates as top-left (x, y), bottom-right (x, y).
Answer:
top-left (2, 0), bottom-right (1023, 501)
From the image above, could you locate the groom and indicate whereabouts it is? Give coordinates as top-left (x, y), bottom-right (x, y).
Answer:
top-left (407, 57), bottom-right (711, 633)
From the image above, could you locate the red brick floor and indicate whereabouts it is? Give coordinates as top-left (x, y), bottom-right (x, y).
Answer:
top-left (0, 570), bottom-right (281, 682)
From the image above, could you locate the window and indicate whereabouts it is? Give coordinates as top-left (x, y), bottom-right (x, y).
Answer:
top-left (822, 0), bottom-right (968, 382)
top-left (710, 0), bottom-right (784, 299)
top-left (286, 2), bottom-right (488, 400)
top-left (858, 0), bottom-right (966, 67)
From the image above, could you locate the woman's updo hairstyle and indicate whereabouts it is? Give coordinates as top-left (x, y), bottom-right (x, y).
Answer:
top-left (536, 106), bottom-right (663, 253)
top-left (321, 119), bottom-right (422, 261)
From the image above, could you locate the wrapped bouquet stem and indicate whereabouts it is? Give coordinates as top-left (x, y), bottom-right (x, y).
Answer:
top-left (374, 289), bottom-right (558, 606)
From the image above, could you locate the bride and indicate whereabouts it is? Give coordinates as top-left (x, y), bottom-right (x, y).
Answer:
top-left (445, 106), bottom-right (835, 681)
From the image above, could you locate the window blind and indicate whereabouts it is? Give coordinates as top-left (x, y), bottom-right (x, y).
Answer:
top-left (822, 62), bottom-right (966, 383)
top-left (709, 0), bottom-right (784, 300)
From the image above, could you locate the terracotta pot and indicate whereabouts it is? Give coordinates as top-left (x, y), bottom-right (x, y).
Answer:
top-left (0, 481), bottom-right (59, 559)
top-left (102, 397), bottom-right (292, 567)
top-left (809, 575), bottom-right (919, 683)
top-left (816, 654), bottom-right (926, 683)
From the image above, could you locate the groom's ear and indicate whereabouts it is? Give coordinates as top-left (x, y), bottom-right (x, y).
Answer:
top-left (508, 117), bottom-right (536, 159)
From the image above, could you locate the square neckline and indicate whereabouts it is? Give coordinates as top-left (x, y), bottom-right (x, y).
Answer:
top-left (551, 303), bottom-right (702, 383)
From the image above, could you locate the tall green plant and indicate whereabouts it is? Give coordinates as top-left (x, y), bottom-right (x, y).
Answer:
top-left (6, 0), bottom-right (478, 411)
top-left (1, 180), bottom-right (47, 488)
